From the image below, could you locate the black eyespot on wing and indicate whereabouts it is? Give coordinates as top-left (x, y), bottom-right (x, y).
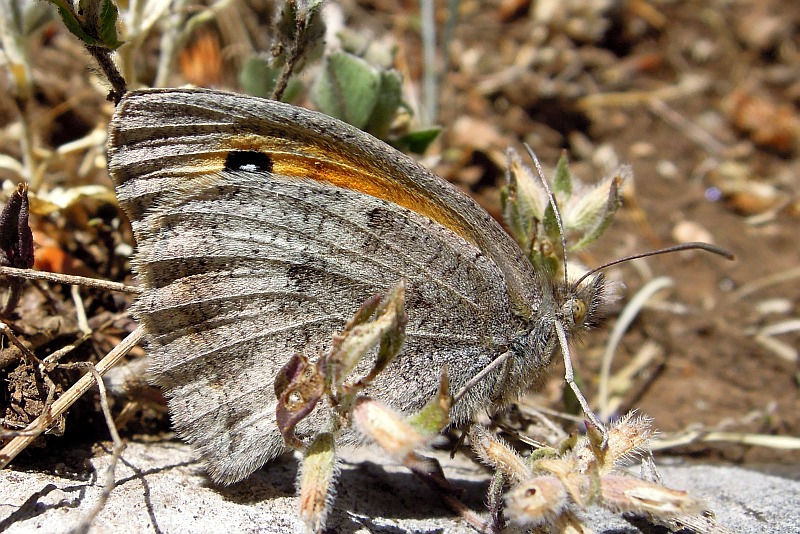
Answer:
top-left (224, 151), bottom-right (273, 173)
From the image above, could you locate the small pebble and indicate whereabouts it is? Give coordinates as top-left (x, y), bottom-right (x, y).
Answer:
top-left (672, 220), bottom-right (714, 245)
top-left (656, 159), bottom-right (679, 180)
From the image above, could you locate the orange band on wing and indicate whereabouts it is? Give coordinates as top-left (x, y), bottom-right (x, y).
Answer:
top-left (223, 134), bottom-right (475, 246)
top-left (273, 153), bottom-right (471, 241)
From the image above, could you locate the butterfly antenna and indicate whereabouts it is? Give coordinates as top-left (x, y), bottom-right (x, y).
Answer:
top-left (523, 144), bottom-right (570, 291)
top-left (523, 145), bottom-right (607, 436)
top-left (572, 242), bottom-right (735, 291)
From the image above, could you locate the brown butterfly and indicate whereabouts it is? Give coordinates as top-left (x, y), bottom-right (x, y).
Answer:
top-left (107, 88), bottom-right (606, 484)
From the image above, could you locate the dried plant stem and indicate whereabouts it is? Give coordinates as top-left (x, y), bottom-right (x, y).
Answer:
top-left (271, 22), bottom-right (307, 102)
top-left (597, 276), bottom-right (674, 420)
top-left (11, 96), bottom-right (36, 183)
top-left (440, 0), bottom-right (459, 100)
top-left (648, 99), bottom-right (727, 157)
top-left (0, 265), bottom-right (141, 294)
top-left (154, 0), bottom-right (191, 88)
top-left (522, 404), bottom-right (586, 424)
top-left (0, 327), bottom-right (142, 469)
top-left (0, 320), bottom-right (38, 362)
top-left (576, 74), bottom-right (708, 110)
top-left (635, 513), bottom-right (736, 534)
top-left (576, 80), bottom-right (728, 157)
top-left (651, 430), bottom-right (800, 451)
top-left (41, 332), bottom-right (92, 367)
top-left (754, 329), bottom-right (798, 363)
top-left (419, 0), bottom-right (437, 125)
top-left (650, 407), bottom-right (800, 452)
top-left (601, 341), bottom-right (663, 417)
top-left (71, 284), bottom-right (91, 334)
top-left (59, 361), bottom-right (125, 533)
top-left (86, 45), bottom-right (127, 104)
top-left (730, 266), bottom-right (800, 300)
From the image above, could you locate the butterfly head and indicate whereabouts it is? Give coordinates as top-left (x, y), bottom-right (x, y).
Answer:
top-left (558, 269), bottom-right (611, 335)
top-left (483, 269), bottom-right (610, 407)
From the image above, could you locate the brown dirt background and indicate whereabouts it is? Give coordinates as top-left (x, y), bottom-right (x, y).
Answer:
top-left (427, 0), bottom-right (800, 466)
top-left (1, 0), bottom-right (798, 473)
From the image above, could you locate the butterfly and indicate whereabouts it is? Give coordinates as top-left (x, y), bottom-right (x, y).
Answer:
top-left (107, 88), bottom-right (606, 484)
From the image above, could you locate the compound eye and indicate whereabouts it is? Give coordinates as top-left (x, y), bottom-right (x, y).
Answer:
top-left (571, 298), bottom-right (588, 325)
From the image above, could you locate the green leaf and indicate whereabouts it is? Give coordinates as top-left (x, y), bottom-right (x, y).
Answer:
top-left (275, 0), bottom-right (298, 47)
top-left (364, 69), bottom-right (403, 137)
top-left (367, 282), bottom-right (407, 384)
top-left (51, 1), bottom-right (96, 45)
top-left (503, 189), bottom-right (529, 252)
top-left (240, 56), bottom-right (280, 98)
top-left (542, 201), bottom-right (559, 240)
top-left (329, 282), bottom-right (406, 392)
top-left (46, 0), bottom-right (121, 48)
top-left (394, 127), bottom-right (440, 154)
top-left (312, 51), bottom-right (380, 129)
top-left (553, 152), bottom-right (572, 197)
top-left (298, 432), bottom-right (337, 533)
top-left (570, 175), bottom-right (622, 251)
top-left (407, 370), bottom-right (451, 435)
top-left (97, 0), bottom-right (122, 49)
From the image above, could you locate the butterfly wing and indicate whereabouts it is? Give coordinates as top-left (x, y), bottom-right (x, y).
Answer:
top-left (108, 88), bottom-right (547, 484)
